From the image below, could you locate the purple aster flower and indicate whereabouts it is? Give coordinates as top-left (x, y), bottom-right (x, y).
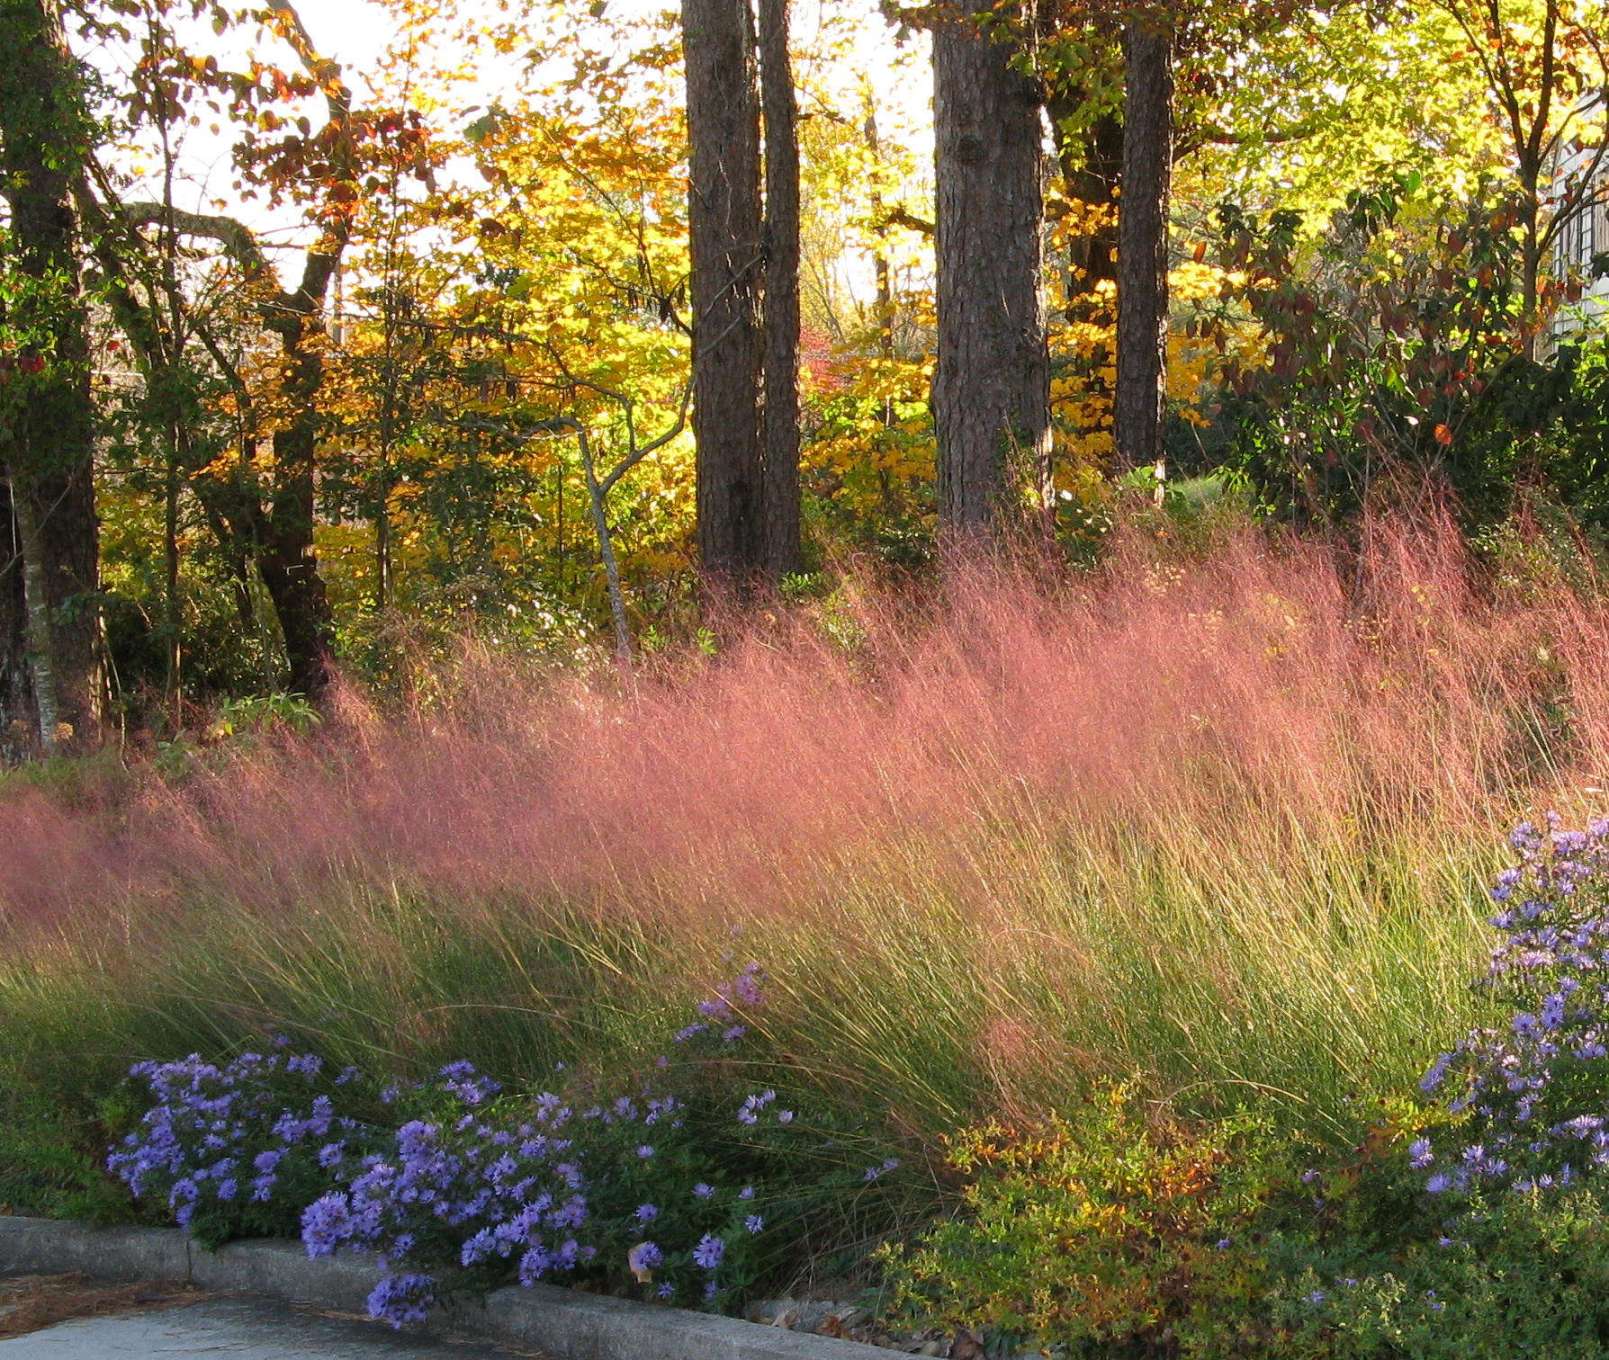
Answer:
top-left (693, 1234), bottom-right (725, 1270)
top-left (744, 1214), bottom-right (763, 1233)
top-left (302, 1193), bottom-right (359, 1258)
top-left (733, 964), bottom-right (764, 1007)
top-left (518, 1245), bottom-right (553, 1286)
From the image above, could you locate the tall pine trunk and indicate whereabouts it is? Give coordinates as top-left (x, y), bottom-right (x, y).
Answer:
top-left (1114, 15), bottom-right (1173, 471)
top-left (931, 1), bottom-right (1051, 536)
top-left (0, 0), bottom-right (103, 747)
top-left (681, 0), bottom-right (765, 582)
top-left (758, 0), bottom-right (801, 578)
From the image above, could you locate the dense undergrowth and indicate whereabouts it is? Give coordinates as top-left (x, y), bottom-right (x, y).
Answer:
top-left (7, 513), bottom-right (1609, 1351)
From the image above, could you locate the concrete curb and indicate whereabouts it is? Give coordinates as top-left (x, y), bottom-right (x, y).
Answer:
top-left (0, 1217), bottom-right (886, 1360)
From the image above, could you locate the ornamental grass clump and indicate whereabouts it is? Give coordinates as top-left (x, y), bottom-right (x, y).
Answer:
top-left (1417, 815), bottom-right (1609, 1197)
top-left (6, 513), bottom-right (1591, 1148)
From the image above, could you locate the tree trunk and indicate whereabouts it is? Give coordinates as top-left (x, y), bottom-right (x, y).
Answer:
top-left (0, 479), bottom-right (34, 756)
top-left (681, 0), bottom-right (765, 582)
top-left (1114, 15), bottom-right (1174, 471)
top-left (931, 0), bottom-right (1051, 536)
top-left (10, 476), bottom-right (58, 750)
top-left (576, 430), bottom-right (634, 673)
top-left (758, 0), bottom-right (801, 578)
top-left (866, 101), bottom-right (903, 517)
top-left (163, 431), bottom-right (181, 708)
top-left (0, 0), bottom-right (103, 746)
top-left (262, 316), bottom-right (336, 698)
top-left (257, 535), bottom-right (333, 700)
top-left (1521, 192), bottom-right (1541, 361)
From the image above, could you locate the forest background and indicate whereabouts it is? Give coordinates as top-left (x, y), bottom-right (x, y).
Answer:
top-left (4, 0), bottom-right (1605, 745)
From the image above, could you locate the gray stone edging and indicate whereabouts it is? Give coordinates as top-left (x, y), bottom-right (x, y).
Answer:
top-left (0, 1216), bottom-right (884, 1360)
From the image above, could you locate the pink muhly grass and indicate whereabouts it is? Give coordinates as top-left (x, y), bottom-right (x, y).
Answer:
top-left (0, 511), bottom-right (1603, 1132)
top-left (0, 512), bottom-right (1598, 937)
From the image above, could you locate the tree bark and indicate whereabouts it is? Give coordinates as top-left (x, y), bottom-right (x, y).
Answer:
top-left (931, 0), bottom-right (1051, 536)
top-left (1113, 13), bottom-right (1177, 473)
top-left (681, 0), bottom-right (765, 582)
top-left (0, 479), bottom-right (33, 755)
top-left (575, 428), bottom-right (634, 672)
top-left (1114, 15), bottom-right (1174, 472)
top-left (758, 0), bottom-right (801, 578)
top-left (0, 0), bottom-right (103, 746)
top-left (11, 477), bottom-right (58, 749)
top-left (262, 288), bottom-right (338, 699)
top-left (865, 99), bottom-right (904, 517)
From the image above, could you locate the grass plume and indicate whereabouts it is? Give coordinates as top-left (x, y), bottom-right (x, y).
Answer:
top-left (2, 513), bottom-right (1600, 1147)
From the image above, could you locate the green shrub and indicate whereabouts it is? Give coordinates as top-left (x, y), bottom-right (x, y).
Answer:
top-left (880, 1084), bottom-right (1312, 1357)
top-left (1267, 1183), bottom-right (1609, 1360)
top-left (887, 1080), bottom-right (1609, 1359)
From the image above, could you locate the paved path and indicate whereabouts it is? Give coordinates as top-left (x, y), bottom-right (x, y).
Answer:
top-left (0, 1295), bottom-right (543, 1359)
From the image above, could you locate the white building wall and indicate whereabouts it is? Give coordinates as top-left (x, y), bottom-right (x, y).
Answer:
top-left (1551, 131), bottom-right (1609, 342)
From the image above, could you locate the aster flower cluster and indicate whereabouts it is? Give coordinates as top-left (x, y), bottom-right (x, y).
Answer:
top-left (110, 959), bottom-right (908, 1329)
top-left (301, 1080), bottom-right (599, 1325)
top-left (1416, 815), bottom-right (1609, 1196)
top-left (106, 1044), bottom-right (371, 1248)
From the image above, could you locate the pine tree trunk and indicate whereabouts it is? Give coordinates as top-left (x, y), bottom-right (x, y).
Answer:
top-left (1114, 15), bottom-right (1174, 471)
top-left (681, 0), bottom-right (765, 582)
top-left (931, 1), bottom-right (1051, 537)
top-left (758, 0), bottom-right (801, 578)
